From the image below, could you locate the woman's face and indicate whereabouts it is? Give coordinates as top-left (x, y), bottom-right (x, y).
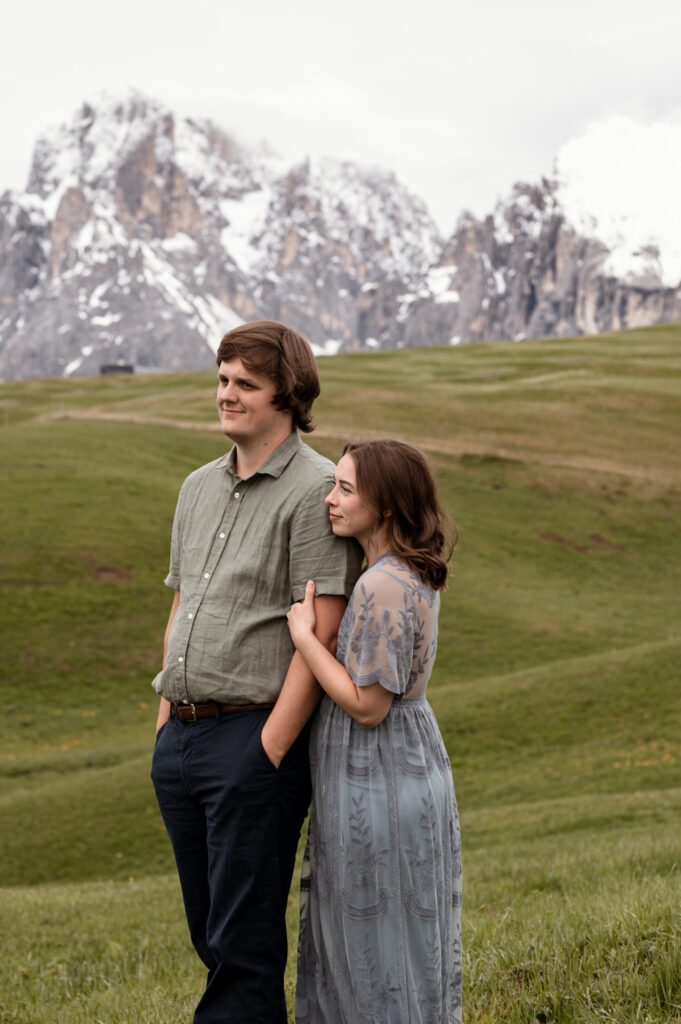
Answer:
top-left (325, 453), bottom-right (379, 546)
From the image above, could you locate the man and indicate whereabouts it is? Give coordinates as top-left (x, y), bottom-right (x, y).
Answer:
top-left (151, 321), bottom-right (361, 1023)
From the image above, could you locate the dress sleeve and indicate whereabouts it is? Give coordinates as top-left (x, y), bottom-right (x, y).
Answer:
top-left (343, 570), bottom-right (416, 694)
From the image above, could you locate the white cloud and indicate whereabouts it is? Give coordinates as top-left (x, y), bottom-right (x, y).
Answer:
top-left (2, 0), bottom-right (681, 235)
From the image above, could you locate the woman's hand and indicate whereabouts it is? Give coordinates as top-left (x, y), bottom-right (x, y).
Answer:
top-left (287, 580), bottom-right (317, 647)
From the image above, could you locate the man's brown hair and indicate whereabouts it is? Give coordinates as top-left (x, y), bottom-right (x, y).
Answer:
top-left (216, 321), bottom-right (320, 433)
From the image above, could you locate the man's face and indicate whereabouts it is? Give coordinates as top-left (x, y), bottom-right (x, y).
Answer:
top-left (215, 358), bottom-right (287, 445)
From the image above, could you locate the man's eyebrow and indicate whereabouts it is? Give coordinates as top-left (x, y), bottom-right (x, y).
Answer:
top-left (218, 371), bottom-right (261, 385)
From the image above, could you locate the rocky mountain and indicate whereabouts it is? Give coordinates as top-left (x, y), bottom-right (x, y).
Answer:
top-left (0, 97), bottom-right (679, 381)
top-left (400, 116), bottom-right (681, 347)
top-left (0, 91), bottom-right (441, 380)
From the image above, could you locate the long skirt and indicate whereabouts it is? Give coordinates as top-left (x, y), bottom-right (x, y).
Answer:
top-left (295, 695), bottom-right (462, 1024)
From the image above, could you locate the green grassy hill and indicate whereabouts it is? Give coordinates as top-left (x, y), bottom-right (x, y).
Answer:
top-left (2, 324), bottom-right (680, 1023)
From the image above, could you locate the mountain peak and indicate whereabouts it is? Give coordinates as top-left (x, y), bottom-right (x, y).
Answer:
top-left (27, 89), bottom-right (171, 200)
top-left (0, 90), bottom-right (445, 379)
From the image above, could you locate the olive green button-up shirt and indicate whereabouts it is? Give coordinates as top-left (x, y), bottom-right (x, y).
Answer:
top-left (151, 431), bottom-right (362, 705)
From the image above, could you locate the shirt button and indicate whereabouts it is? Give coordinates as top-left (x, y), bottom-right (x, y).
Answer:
top-left (187, 613), bottom-right (193, 619)
top-left (178, 656), bottom-right (184, 663)
top-left (233, 492), bottom-right (240, 499)
top-left (204, 572), bottom-right (210, 579)
top-left (219, 532), bottom-right (225, 539)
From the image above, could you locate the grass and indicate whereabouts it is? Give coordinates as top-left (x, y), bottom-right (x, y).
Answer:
top-left (1, 323), bottom-right (680, 1021)
top-left (3, 796), bottom-right (681, 1022)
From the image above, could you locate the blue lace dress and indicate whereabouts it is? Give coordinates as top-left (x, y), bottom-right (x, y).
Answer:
top-left (295, 554), bottom-right (462, 1023)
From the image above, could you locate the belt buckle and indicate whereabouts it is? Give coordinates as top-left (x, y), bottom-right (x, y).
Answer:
top-left (177, 701), bottom-right (199, 723)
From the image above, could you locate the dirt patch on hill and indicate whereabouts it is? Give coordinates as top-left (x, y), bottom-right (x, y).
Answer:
top-left (540, 531), bottom-right (628, 555)
top-left (95, 567), bottom-right (133, 582)
top-left (589, 533), bottom-right (627, 552)
top-left (540, 532), bottom-right (589, 554)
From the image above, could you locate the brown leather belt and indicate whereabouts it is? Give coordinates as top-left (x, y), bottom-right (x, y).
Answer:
top-left (171, 701), bottom-right (275, 723)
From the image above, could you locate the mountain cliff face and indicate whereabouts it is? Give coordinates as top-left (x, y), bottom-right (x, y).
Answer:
top-left (0, 96), bottom-right (679, 380)
top-left (398, 117), bottom-right (681, 348)
top-left (0, 92), bottom-right (441, 379)
top-left (399, 178), bottom-right (681, 349)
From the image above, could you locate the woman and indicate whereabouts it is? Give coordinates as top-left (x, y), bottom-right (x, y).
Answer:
top-left (287, 438), bottom-right (462, 1024)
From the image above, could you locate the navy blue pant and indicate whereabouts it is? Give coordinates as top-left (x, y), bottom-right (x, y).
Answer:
top-left (151, 708), bottom-right (311, 1023)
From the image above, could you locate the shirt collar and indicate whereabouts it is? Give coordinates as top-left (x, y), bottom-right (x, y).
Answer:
top-left (221, 431), bottom-right (303, 482)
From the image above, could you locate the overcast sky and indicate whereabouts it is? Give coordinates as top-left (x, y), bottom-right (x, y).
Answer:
top-left (3, 0), bottom-right (680, 235)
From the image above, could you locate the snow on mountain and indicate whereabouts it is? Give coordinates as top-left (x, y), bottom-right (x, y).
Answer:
top-left (1, 93), bottom-right (680, 382)
top-left (0, 90), bottom-right (444, 379)
top-left (278, 155), bottom-right (440, 281)
top-left (555, 116), bottom-right (681, 287)
top-left (398, 116), bottom-right (681, 350)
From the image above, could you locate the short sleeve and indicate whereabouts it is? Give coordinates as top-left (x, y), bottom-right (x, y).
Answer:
top-left (288, 475), bottom-right (362, 601)
top-left (164, 481), bottom-right (186, 590)
top-left (343, 570), bottom-right (416, 694)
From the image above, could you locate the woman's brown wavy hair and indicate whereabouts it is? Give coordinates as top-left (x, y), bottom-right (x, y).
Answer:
top-left (343, 438), bottom-right (456, 590)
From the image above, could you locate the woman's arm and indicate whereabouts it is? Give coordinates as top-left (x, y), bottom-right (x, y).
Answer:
top-left (287, 581), bottom-right (394, 729)
top-left (260, 593), bottom-right (347, 767)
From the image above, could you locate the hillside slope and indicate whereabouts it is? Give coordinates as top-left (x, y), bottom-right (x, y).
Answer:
top-left (1, 326), bottom-right (681, 1021)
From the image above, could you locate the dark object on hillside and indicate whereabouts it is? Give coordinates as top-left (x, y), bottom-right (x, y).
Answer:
top-left (100, 363), bottom-right (134, 375)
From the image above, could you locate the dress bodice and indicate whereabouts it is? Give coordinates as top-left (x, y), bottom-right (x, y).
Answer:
top-left (336, 554), bottom-right (439, 699)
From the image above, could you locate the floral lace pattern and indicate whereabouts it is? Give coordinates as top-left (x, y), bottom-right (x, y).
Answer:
top-left (296, 555), bottom-right (462, 1023)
